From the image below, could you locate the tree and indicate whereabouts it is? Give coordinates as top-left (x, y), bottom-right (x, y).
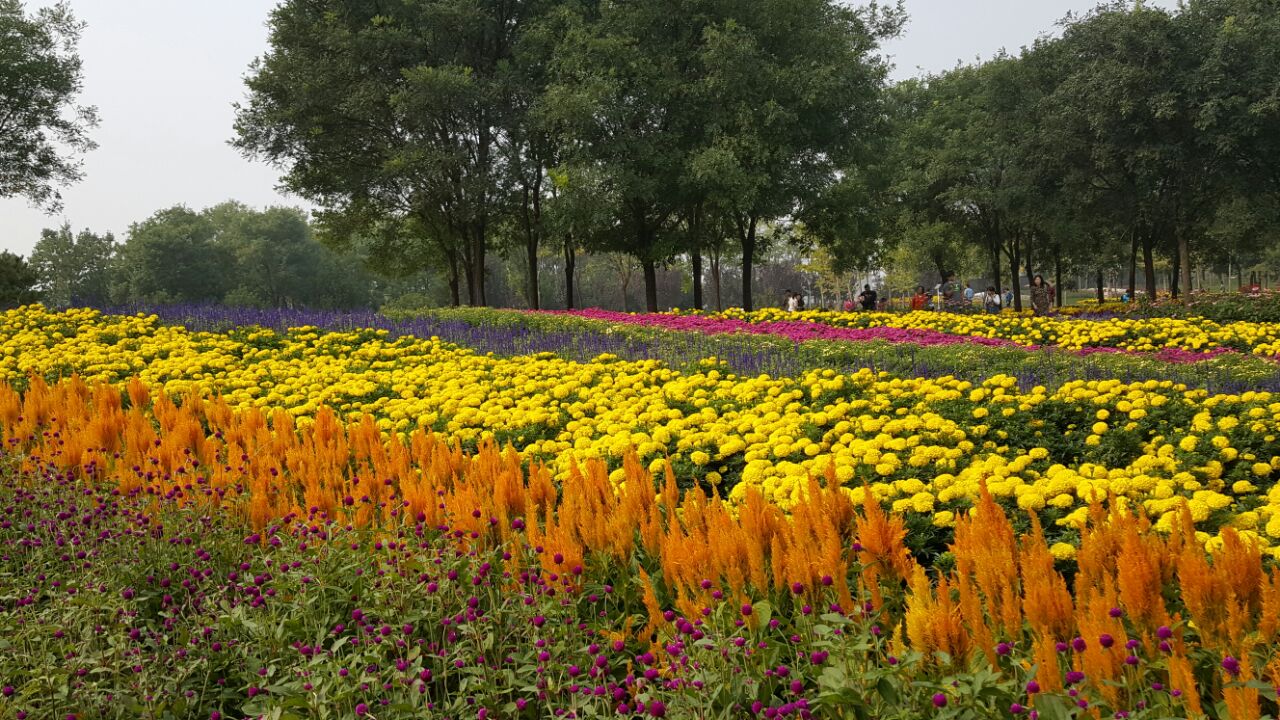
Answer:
top-left (112, 207), bottom-right (231, 304)
top-left (545, 0), bottom-right (700, 312)
top-left (0, 0), bottom-right (98, 210)
top-left (29, 223), bottom-right (115, 307)
top-left (690, 0), bottom-right (902, 311)
top-left (0, 251), bottom-right (38, 308)
top-left (235, 0), bottom-right (557, 308)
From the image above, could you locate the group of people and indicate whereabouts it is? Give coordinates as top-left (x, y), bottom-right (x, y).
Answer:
top-left (786, 275), bottom-right (1057, 315)
top-left (918, 273), bottom-right (1056, 314)
top-left (784, 290), bottom-right (806, 312)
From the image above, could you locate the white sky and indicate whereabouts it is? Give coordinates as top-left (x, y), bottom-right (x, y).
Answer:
top-left (1, 0), bottom-right (1176, 256)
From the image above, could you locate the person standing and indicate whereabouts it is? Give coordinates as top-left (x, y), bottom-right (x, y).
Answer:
top-left (911, 286), bottom-right (928, 311)
top-left (964, 283), bottom-right (975, 306)
top-left (941, 273), bottom-right (964, 311)
top-left (786, 291), bottom-right (799, 312)
top-left (858, 284), bottom-right (877, 311)
top-left (1030, 274), bottom-right (1055, 315)
top-left (982, 286), bottom-right (1002, 313)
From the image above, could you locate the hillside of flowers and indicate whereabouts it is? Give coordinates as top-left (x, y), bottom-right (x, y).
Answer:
top-left (4, 305), bottom-right (1280, 719)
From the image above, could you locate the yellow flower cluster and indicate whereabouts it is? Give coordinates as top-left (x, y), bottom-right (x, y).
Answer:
top-left (706, 307), bottom-right (1280, 355)
top-left (5, 306), bottom-right (1280, 553)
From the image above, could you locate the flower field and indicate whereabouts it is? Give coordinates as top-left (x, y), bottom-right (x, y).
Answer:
top-left (4, 305), bottom-right (1280, 719)
top-left (690, 307), bottom-right (1280, 357)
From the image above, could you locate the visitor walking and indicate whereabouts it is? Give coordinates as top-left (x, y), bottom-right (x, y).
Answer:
top-left (964, 283), bottom-right (975, 306)
top-left (786, 291), bottom-right (799, 312)
top-left (1030, 274), bottom-right (1054, 315)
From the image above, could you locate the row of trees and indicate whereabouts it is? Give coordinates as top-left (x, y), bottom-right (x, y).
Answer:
top-left (233, 0), bottom-right (903, 312)
top-left (883, 0), bottom-right (1280, 310)
top-left (233, 0), bottom-right (1280, 313)
top-left (12, 203), bottom-right (835, 311)
top-left (17, 203), bottom-right (380, 309)
top-left (6, 1), bottom-right (1279, 313)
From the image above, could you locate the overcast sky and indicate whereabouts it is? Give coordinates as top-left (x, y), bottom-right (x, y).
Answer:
top-left (1, 0), bottom-right (1175, 256)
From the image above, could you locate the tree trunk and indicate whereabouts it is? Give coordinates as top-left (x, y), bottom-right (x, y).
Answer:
top-left (563, 237), bottom-right (576, 310)
top-left (1009, 233), bottom-right (1023, 311)
top-left (1127, 228), bottom-right (1138, 300)
top-left (989, 242), bottom-right (1003, 296)
top-left (1178, 230), bottom-right (1192, 301)
top-left (447, 250), bottom-right (461, 307)
top-left (1142, 229), bottom-right (1157, 300)
top-left (711, 245), bottom-right (723, 312)
top-left (470, 228), bottom-right (487, 306)
top-left (691, 248), bottom-right (704, 311)
top-left (1053, 244), bottom-right (1063, 307)
top-left (1024, 233), bottom-right (1035, 289)
top-left (641, 258), bottom-right (658, 312)
top-left (1169, 228), bottom-right (1182, 299)
top-left (459, 238), bottom-right (476, 306)
top-left (1095, 268), bottom-right (1104, 303)
top-left (740, 216), bottom-right (758, 311)
top-left (522, 183), bottom-right (541, 310)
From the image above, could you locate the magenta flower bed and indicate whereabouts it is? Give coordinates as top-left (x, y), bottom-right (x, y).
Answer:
top-left (555, 309), bottom-right (1240, 365)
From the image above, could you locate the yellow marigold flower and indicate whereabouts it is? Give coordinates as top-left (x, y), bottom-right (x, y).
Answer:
top-left (1049, 543), bottom-right (1077, 561)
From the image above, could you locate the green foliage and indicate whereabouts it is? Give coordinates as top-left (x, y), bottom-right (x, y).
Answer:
top-left (111, 207), bottom-right (231, 304)
top-left (0, 250), bottom-right (38, 308)
top-left (0, 0), bottom-right (98, 210)
top-left (29, 223), bottom-right (115, 307)
top-left (103, 202), bottom-right (376, 309)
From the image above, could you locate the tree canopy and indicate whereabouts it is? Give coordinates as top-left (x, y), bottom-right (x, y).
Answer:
top-left (0, 0), bottom-right (98, 210)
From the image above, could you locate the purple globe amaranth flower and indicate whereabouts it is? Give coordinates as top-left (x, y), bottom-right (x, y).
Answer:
top-left (354, 703), bottom-right (369, 716)
top-left (1099, 634), bottom-right (1114, 649)
top-left (1010, 703), bottom-right (1024, 715)
top-left (1222, 656), bottom-right (1241, 677)
top-left (996, 642), bottom-right (1012, 656)
top-left (1065, 671), bottom-right (1085, 686)
top-left (932, 693), bottom-right (947, 708)
top-left (1156, 625), bottom-right (1172, 639)
top-left (1071, 637), bottom-right (1087, 652)
top-left (741, 603), bottom-right (753, 616)
top-left (648, 700), bottom-right (667, 717)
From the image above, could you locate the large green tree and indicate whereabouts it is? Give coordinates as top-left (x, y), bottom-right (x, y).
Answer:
top-left (29, 223), bottom-right (115, 307)
top-left (0, 0), bottom-right (97, 210)
top-left (112, 207), bottom-right (231, 304)
top-left (0, 251), bottom-right (38, 308)
top-left (235, 0), bottom-right (556, 308)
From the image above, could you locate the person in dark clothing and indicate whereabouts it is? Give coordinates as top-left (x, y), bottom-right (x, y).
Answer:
top-left (857, 284), bottom-right (877, 311)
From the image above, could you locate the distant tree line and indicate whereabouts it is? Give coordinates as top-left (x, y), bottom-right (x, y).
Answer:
top-left (4, 1), bottom-right (1279, 313)
top-left (19, 203), bottom-right (380, 309)
top-left (9, 203), bottom-right (836, 312)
